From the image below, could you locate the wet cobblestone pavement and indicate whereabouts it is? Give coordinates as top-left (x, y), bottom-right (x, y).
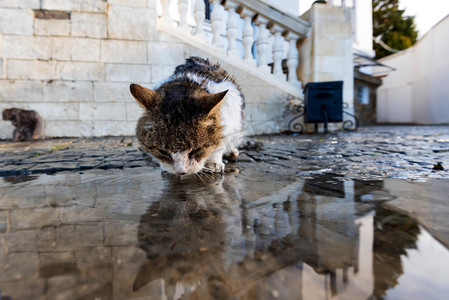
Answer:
top-left (1, 126), bottom-right (449, 299)
top-left (1, 126), bottom-right (448, 180)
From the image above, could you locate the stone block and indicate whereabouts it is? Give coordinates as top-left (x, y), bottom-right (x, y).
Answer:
top-left (0, 80), bottom-right (44, 102)
top-left (44, 80), bottom-right (93, 102)
top-left (56, 61), bottom-right (104, 81)
top-left (53, 37), bottom-right (100, 62)
top-left (10, 208), bottom-right (60, 230)
top-left (0, 280), bottom-right (45, 300)
top-left (80, 103), bottom-right (127, 121)
top-left (28, 102), bottom-right (79, 120)
top-left (71, 12), bottom-right (107, 38)
top-left (0, 58), bottom-right (4, 79)
top-left (2, 35), bottom-right (52, 60)
top-left (5, 227), bottom-right (57, 251)
top-left (72, 0), bottom-right (107, 12)
top-left (100, 40), bottom-right (147, 63)
top-left (106, 64), bottom-right (151, 83)
top-left (56, 224), bottom-right (104, 250)
top-left (0, 210), bottom-right (6, 232)
top-left (92, 121), bottom-right (135, 136)
top-left (41, 0), bottom-right (72, 10)
top-left (108, 0), bottom-right (147, 7)
top-left (0, 0), bottom-right (41, 9)
top-left (0, 8), bottom-right (34, 34)
top-left (318, 23), bottom-right (352, 39)
top-left (127, 102), bottom-right (144, 121)
top-left (0, 117), bottom-right (14, 139)
top-left (112, 246), bottom-right (147, 298)
top-left (104, 221), bottom-right (138, 246)
top-left (315, 55), bottom-right (348, 75)
top-left (7, 60), bottom-right (56, 80)
top-left (75, 247), bottom-right (111, 266)
top-left (44, 120), bottom-right (93, 137)
top-left (147, 42), bottom-right (186, 65)
top-left (0, 184), bottom-right (47, 209)
top-left (35, 19), bottom-right (71, 36)
top-left (94, 82), bottom-right (131, 102)
top-left (315, 38), bottom-right (347, 56)
top-left (108, 5), bottom-right (155, 40)
top-left (59, 206), bottom-right (107, 224)
top-left (0, 252), bottom-right (39, 281)
top-left (151, 64), bottom-right (176, 83)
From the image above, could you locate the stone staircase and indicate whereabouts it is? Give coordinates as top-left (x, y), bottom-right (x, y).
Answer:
top-left (155, 0), bottom-right (311, 134)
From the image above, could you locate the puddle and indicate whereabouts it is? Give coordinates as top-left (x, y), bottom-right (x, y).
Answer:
top-left (0, 169), bottom-right (448, 299)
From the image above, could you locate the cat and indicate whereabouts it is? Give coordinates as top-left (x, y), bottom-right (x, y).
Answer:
top-left (2, 108), bottom-right (43, 142)
top-left (130, 57), bottom-right (244, 175)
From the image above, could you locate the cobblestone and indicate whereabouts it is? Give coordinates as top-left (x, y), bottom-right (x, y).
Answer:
top-left (0, 126), bottom-right (448, 180)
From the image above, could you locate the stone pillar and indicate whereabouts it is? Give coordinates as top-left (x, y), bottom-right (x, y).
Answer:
top-left (299, 3), bottom-right (354, 132)
top-left (254, 15), bottom-right (270, 72)
top-left (193, 0), bottom-right (206, 39)
top-left (270, 25), bottom-right (285, 78)
top-left (240, 8), bottom-right (256, 64)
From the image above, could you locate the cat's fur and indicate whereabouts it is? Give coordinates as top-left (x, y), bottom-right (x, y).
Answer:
top-left (2, 108), bottom-right (43, 142)
top-left (130, 57), bottom-right (244, 175)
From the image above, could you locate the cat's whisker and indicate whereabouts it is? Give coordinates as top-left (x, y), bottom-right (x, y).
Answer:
top-left (199, 171), bottom-right (214, 181)
top-left (195, 173), bottom-right (206, 184)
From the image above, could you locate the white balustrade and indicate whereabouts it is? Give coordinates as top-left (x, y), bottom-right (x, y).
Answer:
top-left (157, 0), bottom-right (310, 88)
top-left (225, 1), bottom-right (239, 57)
top-left (254, 15), bottom-right (270, 71)
top-left (211, 0), bottom-right (224, 49)
top-left (284, 32), bottom-right (300, 85)
top-left (160, 0), bottom-right (172, 24)
top-left (239, 7), bottom-right (255, 64)
top-left (178, 0), bottom-right (189, 32)
top-left (271, 25), bottom-right (285, 78)
top-left (193, 0), bottom-right (206, 39)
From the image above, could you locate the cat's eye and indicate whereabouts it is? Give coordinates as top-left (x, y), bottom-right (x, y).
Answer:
top-left (189, 147), bottom-right (202, 158)
top-left (158, 148), bottom-right (171, 157)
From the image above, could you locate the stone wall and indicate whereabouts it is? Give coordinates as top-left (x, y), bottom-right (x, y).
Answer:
top-left (0, 0), bottom-right (159, 139)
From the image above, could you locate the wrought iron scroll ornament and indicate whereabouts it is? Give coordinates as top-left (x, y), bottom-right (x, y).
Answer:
top-left (288, 102), bottom-right (359, 133)
top-left (288, 102), bottom-right (306, 133)
top-left (342, 102), bottom-right (359, 131)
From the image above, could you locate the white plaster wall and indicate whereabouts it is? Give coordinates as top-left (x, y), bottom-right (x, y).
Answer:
top-left (377, 15), bottom-right (449, 124)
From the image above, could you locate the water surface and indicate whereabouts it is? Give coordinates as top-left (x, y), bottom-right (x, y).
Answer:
top-left (0, 168), bottom-right (448, 299)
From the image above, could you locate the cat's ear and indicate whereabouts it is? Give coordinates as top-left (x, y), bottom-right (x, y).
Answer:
top-left (130, 84), bottom-right (157, 110)
top-left (201, 90), bottom-right (228, 115)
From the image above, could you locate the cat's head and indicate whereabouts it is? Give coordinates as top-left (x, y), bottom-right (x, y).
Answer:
top-left (130, 83), bottom-right (227, 175)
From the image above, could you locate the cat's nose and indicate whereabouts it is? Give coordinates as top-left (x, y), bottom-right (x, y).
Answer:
top-left (176, 171), bottom-right (187, 175)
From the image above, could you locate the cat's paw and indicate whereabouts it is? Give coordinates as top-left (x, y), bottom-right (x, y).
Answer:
top-left (203, 160), bottom-right (225, 173)
top-left (223, 148), bottom-right (239, 162)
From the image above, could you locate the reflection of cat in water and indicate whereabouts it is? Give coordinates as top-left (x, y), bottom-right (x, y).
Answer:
top-left (135, 174), bottom-right (243, 298)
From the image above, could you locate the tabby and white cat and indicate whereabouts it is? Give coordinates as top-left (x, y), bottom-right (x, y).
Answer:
top-left (130, 57), bottom-right (244, 175)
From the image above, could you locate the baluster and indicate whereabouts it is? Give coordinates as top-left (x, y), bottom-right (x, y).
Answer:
top-left (160, 0), bottom-right (172, 24)
top-left (225, 1), bottom-right (239, 57)
top-left (239, 8), bottom-right (255, 64)
top-left (211, 0), bottom-right (224, 49)
top-left (284, 32), bottom-right (300, 85)
top-left (193, 0), bottom-right (206, 39)
top-left (271, 25), bottom-right (285, 78)
top-left (178, 0), bottom-right (189, 32)
top-left (254, 15), bottom-right (270, 71)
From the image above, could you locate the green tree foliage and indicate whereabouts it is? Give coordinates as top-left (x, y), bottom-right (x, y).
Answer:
top-left (373, 0), bottom-right (418, 59)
